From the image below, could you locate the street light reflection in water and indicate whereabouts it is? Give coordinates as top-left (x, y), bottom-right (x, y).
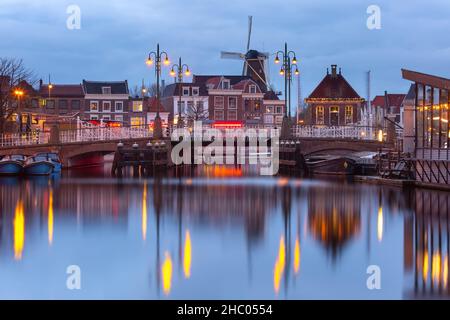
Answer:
top-left (0, 165), bottom-right (449, 299)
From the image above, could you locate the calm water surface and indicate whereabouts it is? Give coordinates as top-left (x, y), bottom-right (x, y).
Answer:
top-left (0, 164), bottom-right (449, 299)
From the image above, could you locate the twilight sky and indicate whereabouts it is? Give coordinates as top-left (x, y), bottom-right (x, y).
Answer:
top-left (1, 0), bottom-right (449, 107)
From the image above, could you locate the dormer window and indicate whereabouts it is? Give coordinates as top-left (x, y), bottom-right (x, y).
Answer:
top-left (102, 87), bottom-right (111, 94)
top-left (221, 80), bottom-right (230, 90)
top-left (249, 84), bottom-right (257, 94)
top-left (182, 87), bottom-right (190, 96)
top-left (192, 87), bottom-right (199, 96)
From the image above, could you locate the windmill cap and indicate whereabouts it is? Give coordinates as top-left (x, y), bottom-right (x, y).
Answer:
top-left (245, 50), bottom-right (266, 59)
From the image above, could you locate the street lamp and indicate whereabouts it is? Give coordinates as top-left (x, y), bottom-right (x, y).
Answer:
top-left (170, 57), bottom-right (191, 128)
top-left (274, 42), bottom-right (299, 138)
top-left (146, 43), bottom-right (170, 139)
top-left (14, 89), bottom-right (24, 132)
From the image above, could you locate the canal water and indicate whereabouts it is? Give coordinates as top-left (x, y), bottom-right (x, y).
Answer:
top-left (0, 163), bottom-right (449, 299)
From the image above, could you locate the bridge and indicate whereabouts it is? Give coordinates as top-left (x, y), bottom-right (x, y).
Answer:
top-left (0, 124), bottom-right (391, 167)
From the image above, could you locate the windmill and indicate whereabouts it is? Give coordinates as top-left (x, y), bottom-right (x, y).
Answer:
top-left (220, 16), bottom-right (271, 91)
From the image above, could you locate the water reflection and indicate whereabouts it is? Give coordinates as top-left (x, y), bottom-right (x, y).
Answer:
top-left (13, 199), bottom-right (25, 260)
top-left (0, 167), bottom-right (449, 299)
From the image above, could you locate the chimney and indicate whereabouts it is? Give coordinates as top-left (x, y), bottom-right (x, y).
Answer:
top-left (39, 79), bottom-right (43, 88)
top-left (339, 68), bottom-right (342, 75)
top-left (327, 68), bottom-right (329, 75)
top-left (331, 65), bottom-right (338, 77)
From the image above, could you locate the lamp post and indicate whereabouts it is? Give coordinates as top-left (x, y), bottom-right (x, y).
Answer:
top-left (14, 89), bottom-right (24, 132)
top-left (146, 43), bottom-right (170, 139)
top-left (275, 43), bottom-right (299, 138)
top-left (170, 57), bottom-right (191, 128)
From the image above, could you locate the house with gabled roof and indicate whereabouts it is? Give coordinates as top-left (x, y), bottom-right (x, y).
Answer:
top-left (305, 65), bottom-right (365, 126)
top-left (82, 80), bottom-right (129, 123)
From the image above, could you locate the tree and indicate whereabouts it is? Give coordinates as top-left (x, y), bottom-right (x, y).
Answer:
top-left (129, 83), bottom-right (158, 98)
top-left (0, 58), bottom-right (36, 133)
top-left (185, 101), bottom-right (208, 126)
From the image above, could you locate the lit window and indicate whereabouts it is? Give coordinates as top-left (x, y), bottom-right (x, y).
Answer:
top-left (345, 106), bottom-right (353, 124)
top-left (316, 106), bottom-right (324, 125)
top-left (102, 87), bottom-right (111, 94)
top-left (90, 101), bottom-right (98, 112)
top-left (132, 101), bottom-right (143, 112)
top-left (131, 116), bottom-right (144, 127)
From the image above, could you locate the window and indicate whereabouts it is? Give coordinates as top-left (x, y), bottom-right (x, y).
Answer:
top-left (214, 96), bottom-right (224, 108)
top-left (244, 100), bottom-right (250, 112)
top-left (196, 101), bottom-right (204, 113)
top-left (132, 101), bottom-right (143, 112)
top-left (266, 106), bottom-right (274, 113)
top-left (316, 106), bottom-right (324, 125)
top-left (46, 100), bottom-right (55, 109)
top-left (187, 101), bottom-right (194, 112)
top-left (90, 115), bottom-right (98, 120)
top-left (227, 110), bottom-right (237, 120)
top-left (228, 97), bottom-right (237, 109)
top-left (249, 85), bottom-right (257, 94)
top-left (102, 87), bottom-right (111, 95)
top-left (102, 115), bottom-right (111, 121)
top-left (182, 87), bottom-right (190, 96)
top-left (192, 87), bottom-right (199, 96)
top-left (345, 106), bottom-right (353, 124)
top-left (276, 106), bottom-right (283, 114)
top-left (71, 100), bottom-right (80, 110)
top-left (115, 101), bottom-right (123, 112)
top-left (255, 102), bottom-right (261, 111)
top-left (214, 109), bottom-right (224, 120)
top-left (264, 115), bottom-right (274, 124)
top-left (131, 116), bottom-right (144, 127)
top-left (177, 101), bottom-right (185, 113)
top-left (31, 99), bottom-right (39, 108)
top-left (115, 115), bottom-right (123, 122)
top-left (102, 101), bottom-right (111, 112)
top-left (59, 100), bottom-right (68, 109)
top-left (90, 101), bottom-right (99, 112)
top-left (221, 80), bottom-right (230, 90)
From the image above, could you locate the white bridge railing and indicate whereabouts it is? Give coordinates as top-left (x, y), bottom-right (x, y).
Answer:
top-left (59, 126), bottom-right (153, 143)
top-left (293, 125), bottom-right (379, 141)
top-left (0, 131), bottom-right (50, 147)
top-left (1, 124), bottom-right (381, 148)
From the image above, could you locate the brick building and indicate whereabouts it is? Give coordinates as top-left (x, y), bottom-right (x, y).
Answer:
top-left (82, 80), bottom-right (129, 123)
top-left (305, 65), bottom-right (364, 126)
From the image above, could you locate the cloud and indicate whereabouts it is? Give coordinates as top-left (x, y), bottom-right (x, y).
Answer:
top-left (0, 0), bottom-right (449, 103)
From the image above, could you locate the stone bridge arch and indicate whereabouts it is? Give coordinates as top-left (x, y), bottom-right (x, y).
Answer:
top-left (297, 138), bottom-right (388, 156)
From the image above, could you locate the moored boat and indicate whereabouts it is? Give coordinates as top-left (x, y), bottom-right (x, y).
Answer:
top-left (23, 156), bottom-right (55, 176)
top-left (35, 152), bottom-right (62, 173)
top-left (0, 155), bottom-right (26, 176)
top-left (306, 155), bottom-right (356, 175)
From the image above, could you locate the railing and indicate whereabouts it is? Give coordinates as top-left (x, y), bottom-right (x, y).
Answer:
top-left (0, 131), bottom-right (50, 147)
top-left (60, 126), bottom-right (153, 143)
top-left (411, 158), bottom-right (450, 185)
top-left (292, 125), bottom-right (379, 141)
